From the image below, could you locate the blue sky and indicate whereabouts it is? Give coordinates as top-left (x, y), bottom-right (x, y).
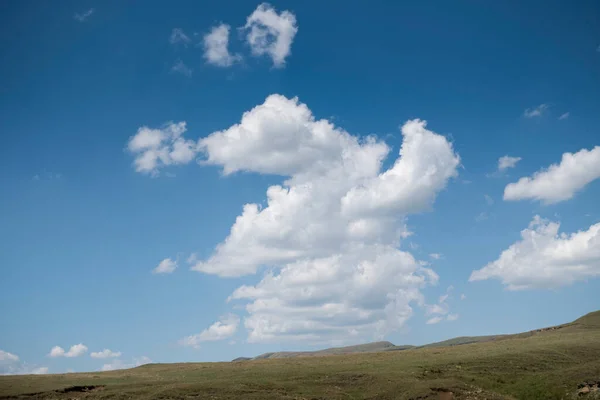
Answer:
top-left (1, 0), bottom-right (599, 374)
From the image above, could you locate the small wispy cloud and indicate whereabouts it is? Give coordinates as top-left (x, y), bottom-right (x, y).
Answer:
top-left (0, 350), bottom-right (19, 362)
top-left (32, 171), bottom-right (62, 181)
top-left (101, 356), bottom-right (151, 372)
top-left (74, 8), bottom-right (94, 22)
top-left (424, 285), bottom-right (455, 325)
top-left (475, 211), bottom-right (489, 223)
top-left (484, 194), bottom-right (494, 206)
top-left (523, 104), bottom-right (548, 118)
top-left (90, 349), bottom-right (121, 359)
top-left (152, 258), bottom-right (177, 274)
top-left (1, 349), bottom-right (49, 376)
top-left (498, 155), bottom-right (521, 171)
top-left (170, 28), bottom-right (191, 46)
top-left (171, 59), bottom-right (192, 77)
top-left (426, 316), bottom-right (443, 325)
top-left (447, 314), bottom-right (459, 321)
top-left (487, 155), bottom-right (521, 179)
top-left (558, 112), bottom-right (569, 120)
top-left (429, 253), bottom-right (442, 260)
top-left (179, 314), bottom-right (240, 349)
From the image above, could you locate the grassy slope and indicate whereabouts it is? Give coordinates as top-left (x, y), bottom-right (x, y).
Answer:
top-left (1, 311), bottom-right (599, 400)
top-left (253, 341), bottom-right (401, 360)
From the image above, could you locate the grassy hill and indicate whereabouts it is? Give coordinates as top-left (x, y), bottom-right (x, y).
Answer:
top-left (251, 341), bottom-right (403, 360)
top-left (1, 311), bottom-right (599, 399)
top-left (573, 310), bottom-right (600, 328)
top-left (239, 311), bottom-right (600, 360)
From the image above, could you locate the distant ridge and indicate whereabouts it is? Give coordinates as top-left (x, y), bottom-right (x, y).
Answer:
top-left (231, 357), bottom-right (252, 362)
top-left (247, 341), bottom-right (404, 361)
top-left (232, 310), bottom-right (600, 361)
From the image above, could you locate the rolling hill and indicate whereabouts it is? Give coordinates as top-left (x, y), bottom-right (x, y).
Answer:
top-left (1, 310), bottom-right (599, 399)
top-left (248, 341), bottom-right (407, 360)
top-left (235, 311), bottom-right (600, 361)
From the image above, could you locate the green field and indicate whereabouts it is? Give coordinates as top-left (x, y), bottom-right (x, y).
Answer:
top-left (1, 311), bottom-right (599, 400)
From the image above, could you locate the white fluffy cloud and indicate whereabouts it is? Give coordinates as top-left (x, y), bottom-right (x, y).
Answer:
top-left (90, 349), bottom-right (122, 359)
top-left (100, 356), bottom-right (151, 372)
top-left (203, 24), bottom-right (241, 67)
top-left (128, 94), bottom-right (460, 343)
top-left (244, 3), bottom-right (298, 67)
top-left (180, 314), bottom-right (240, 348)
top-left (229, 251), bottom-right (436, 343)
top-left (498, 155), bottom-right (521, 171)
top-left (192, 96), bottom-right (458, 277)
top-left (470, 215), bottom-right (600, 290)
top-left (2, 366), bottom-right (48, 375)
top-left (523, 104), bottom-right (548, 118)
top-left (0, 350), bottom-right (49, 375)
top-left (197, 94), bottom-right (388, 179)
top-left (188, 95), bottom-right (460, 343)
top-left (504, 146), bottom-right (600, 204)
top-left (0, 350), bottom-right (19, 363)
top-left (48, 344), bottom-right (88, 358)
top-left (152, 258), bottom-right (177, 274)
top-left (48, 346), bottom-right (64, 357)
top-left (127, 122), bottom-right (197, 176)
top-left (340, 119), bottom-right (459, 219)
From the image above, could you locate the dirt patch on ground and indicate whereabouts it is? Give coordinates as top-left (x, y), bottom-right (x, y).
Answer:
top-left (436, 390), bottom-right (453, 400)
top-left (578, 380), bottom-right (600, 396)
top-left (0, 385), bottom-right (104, 399)
top-left (56, 385), bottom-right (104, 394)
